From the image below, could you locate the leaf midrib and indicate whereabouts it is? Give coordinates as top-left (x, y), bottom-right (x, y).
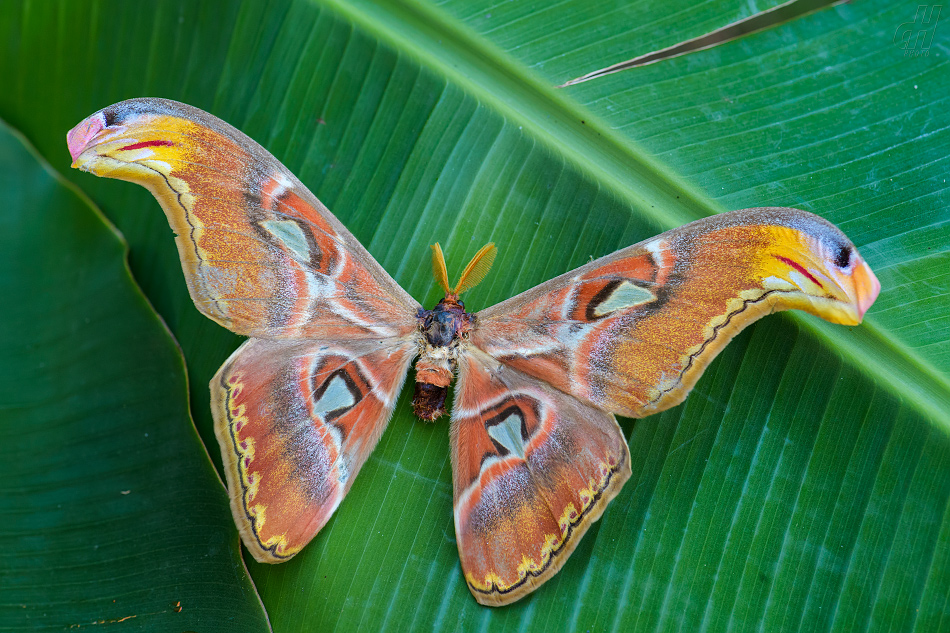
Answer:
top-left (321, 0), bottom-right (721, 228)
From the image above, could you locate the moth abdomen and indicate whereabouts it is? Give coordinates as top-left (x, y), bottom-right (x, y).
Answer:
top-left (412, 382), bottom-right (448, 421)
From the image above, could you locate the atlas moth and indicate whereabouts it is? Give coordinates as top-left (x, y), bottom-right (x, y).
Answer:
top-left (67, 98), bottom-right (880, 606)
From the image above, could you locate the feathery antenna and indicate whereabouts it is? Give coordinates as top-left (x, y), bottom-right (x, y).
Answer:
top-left (453, 243), bottom-right (497, 294)
top-left (430, 243), bottom-right (497, 296)
top-left (431, 243), bottom-right (451, 294)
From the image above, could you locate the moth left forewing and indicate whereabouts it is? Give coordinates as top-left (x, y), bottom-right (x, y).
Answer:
top-left (472, 207), bottom-right (880, 419)
top-left (451, 346), bottom-right (631, 606)
top-left (67, 98), bottom-right (421, 339)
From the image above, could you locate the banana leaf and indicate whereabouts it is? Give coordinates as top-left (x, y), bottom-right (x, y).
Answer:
top-left (0, 0), bottom-right (947, 631)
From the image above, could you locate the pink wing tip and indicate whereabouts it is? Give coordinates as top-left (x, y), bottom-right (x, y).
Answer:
top-left (66, 112), bottom-right (106, 163)
top-left (855, 260), bottom-right (881, 320)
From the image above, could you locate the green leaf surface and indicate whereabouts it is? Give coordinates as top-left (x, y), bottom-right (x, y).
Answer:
top-left (1, 0), bottom-right (948, 631)
top-left (0, 121), bottom-right (268, 628)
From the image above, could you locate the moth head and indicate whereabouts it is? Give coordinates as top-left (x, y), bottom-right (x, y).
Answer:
top-left (431, 242), bottom-right (498, 300)
top-left (759, 223), bottom-right (880, 326)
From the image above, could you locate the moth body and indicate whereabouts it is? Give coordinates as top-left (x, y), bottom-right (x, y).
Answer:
top-left (412, 296), bottom-right (474, 420)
